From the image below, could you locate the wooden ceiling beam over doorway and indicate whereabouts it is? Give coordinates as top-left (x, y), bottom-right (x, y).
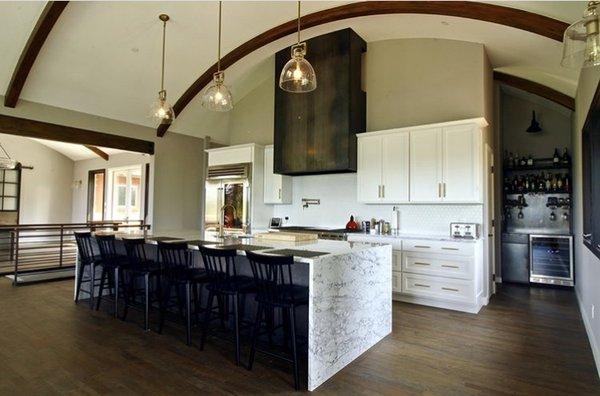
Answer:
top-left (84, 145), bottom-right (109, 161)
top-left (0, 114), bottom-right (154, 155)
top-left (494, 71), bottom-right (575, 110)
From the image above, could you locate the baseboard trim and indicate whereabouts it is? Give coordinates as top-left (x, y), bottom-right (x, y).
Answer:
top-left (393, 293), bottom-right (482, 314)
top-left (576, 290), bottom-right (600, 379)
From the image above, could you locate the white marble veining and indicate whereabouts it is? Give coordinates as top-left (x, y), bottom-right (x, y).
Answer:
top-left (308, 244), bottom-right (392, 390)
top-left (348, 232), bottom-right (479, 243)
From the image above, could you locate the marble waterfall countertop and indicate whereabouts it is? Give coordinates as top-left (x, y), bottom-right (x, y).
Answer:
top-left (347, 232), bottom-right (479, 243)
top-left (90, 229), bottom-right (393, 391)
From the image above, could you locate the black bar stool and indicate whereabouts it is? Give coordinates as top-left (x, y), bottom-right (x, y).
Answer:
top-left (158, 241), bottom-right (209, 345)
top-left (245, 251), bottom-right (308, 390)
top-left (74, 231), bottom-right (103, 309)
top-left (198, 245), bottom-right (255, 366)
top-left (122, 238), bottom-right (161, 331)
top-left (95, 234), bottom-right (130, 317)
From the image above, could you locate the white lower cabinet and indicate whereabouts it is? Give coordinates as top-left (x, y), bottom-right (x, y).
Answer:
top-left (401, 273), bottom-right (474, 303)
top-left (392, 250), bottom-right (402, 293)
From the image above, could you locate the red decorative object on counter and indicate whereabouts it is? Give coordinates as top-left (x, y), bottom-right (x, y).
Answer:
top-left (346, 215), bottom-right (359, 231)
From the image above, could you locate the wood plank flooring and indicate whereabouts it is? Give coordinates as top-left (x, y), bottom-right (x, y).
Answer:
top-left (0, 278), bottom-right (598, 395)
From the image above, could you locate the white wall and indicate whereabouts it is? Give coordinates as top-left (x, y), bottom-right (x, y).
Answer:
top-left (0, 96), bottom-right (206, 233)
top-left (272, 173), bottom-right (482, 235)
top-left (0, 133), bottom-right (73, 224)
top-left (71, 152), bottom-right (153, 224)
top-left (572, 66), bottom-right (600, 378)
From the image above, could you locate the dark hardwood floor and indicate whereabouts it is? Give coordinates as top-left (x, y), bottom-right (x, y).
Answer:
top-left (0, 278), bottom-right (598, 395)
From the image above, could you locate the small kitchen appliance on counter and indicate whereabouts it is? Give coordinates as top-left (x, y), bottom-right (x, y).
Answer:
top-left (450, 223), bottom-right (480, 239)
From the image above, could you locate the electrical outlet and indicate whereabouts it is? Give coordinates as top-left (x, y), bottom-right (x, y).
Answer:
top-left (592, 305), bottom-right (595, 319)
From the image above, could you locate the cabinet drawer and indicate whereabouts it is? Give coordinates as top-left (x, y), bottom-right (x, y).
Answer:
top-left (403, 239), bottom-right (474, 256)
top-left (401, 273), bottom-right (474, 302)
top-left (392, 271), bottom-right (402, 293)
top-left (402, 252), bottom-right (473, 280)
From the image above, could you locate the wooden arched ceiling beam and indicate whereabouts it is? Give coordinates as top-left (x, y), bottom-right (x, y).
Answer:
top-left (4, 1), bottom-right (69, 108)
top-left (494, 71), bottom-right (575, 110)
top-left (158, 0), bottom-right (569, 137)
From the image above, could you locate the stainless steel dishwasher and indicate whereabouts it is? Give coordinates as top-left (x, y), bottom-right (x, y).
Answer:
top-left (501, 233), bottom-right (530, 284)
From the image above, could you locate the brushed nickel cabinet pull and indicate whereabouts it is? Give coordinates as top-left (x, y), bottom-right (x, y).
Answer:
top-left (443, 183), bottom-right (446, 197)
top-left (378, 185), bottom-right (381, 198)
top-left (442, 287), bottom-right (459, 292)
top-left (414, 283), bottom-right (430, 288)
top-left (278, 188), bottom-right (282, 199)
top-left (438, 183), bottom-right (441, 198)
top-left (414, 245), bottom-right (431, 249)
top-left (442, 264), bottom-right (459, 269)
top-left (442, 247), bottom-right (459, 251)
top-left (414, 262), bottom-right (431, 266)
top-left (382, 185), bottom-right (385, 198)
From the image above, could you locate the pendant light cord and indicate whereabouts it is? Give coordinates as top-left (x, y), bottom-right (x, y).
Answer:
top-left (161, 18), bottom-right (167, 92)
top-left (217, 1), bottom-right (222, 72)
top-left (297, 1), bottom-right (301, 44)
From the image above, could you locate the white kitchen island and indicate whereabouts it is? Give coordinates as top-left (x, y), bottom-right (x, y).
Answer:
top-left (76, 232), bottom-right (392, 391)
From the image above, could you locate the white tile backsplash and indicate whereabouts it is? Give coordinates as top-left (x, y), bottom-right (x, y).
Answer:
top-left (272, 173), bottom-right (483, 235)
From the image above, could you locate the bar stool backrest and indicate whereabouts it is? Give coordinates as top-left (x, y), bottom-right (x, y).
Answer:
top-left (158, 242), bottom-right (191, 277)
top-left (198, 245), bottom-right (237, 282)
top-left (96, 234), bottom-right (121, 262)
top-left (123, 238), bottom-right (149, 266)
top-left (74, 231), bottom-right (95, 265)
top-left (245, 251), bottom-right (296, 304)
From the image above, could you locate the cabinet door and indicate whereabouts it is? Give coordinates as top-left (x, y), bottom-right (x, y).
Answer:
top-left (381, 132), bottom-right (409, 202)
top-left (409, 128), bottom-right (443, 202)
top-left (442, 124), bottom-right (480, 202)
top-left (357, 136), bottom-right (382, 202)
top-left (263, 146), bottom-right (292, 204)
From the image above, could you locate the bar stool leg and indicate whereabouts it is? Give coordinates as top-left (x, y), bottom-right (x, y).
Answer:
top-left (114, 268), bottom-right (120, 318)
top-left (144, 273), bottom-right (150, 331)
top-left (75, 262), bottom-right (85, 303)
top-left (185, 282), bottom-right (192, 346)
top-left (247, 303), bottom-right (263, 371)
top-left (96, 267), bottom-right (107, 311)
top-left (89, 263), bottom-right (96, 310)
top-left (289, 306), bottom-right (300, 390)
top-left (200, 291), bottom-right (215, 351)
top-left (233, 293), bottom-right (241, 366)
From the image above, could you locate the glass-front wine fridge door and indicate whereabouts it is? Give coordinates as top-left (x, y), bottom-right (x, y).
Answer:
top-left (530, 235), bottom-right (573, 285)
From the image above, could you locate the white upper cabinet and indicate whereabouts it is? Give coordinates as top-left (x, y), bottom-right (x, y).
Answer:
top-left (357, 131), bottom-right (409, 203)
top-left (442, 124), bottom-right (481, 202)
top-left (358, 118), bottom-right (486, 205)
top-left (381, 132), bottom-right (409, 202)
top-left (263, 145), bottom-right (292, 204)
top-left (409, 128), bottom-right (443, 202)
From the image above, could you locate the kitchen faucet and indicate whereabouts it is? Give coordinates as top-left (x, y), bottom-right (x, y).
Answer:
top-left (218, 204), bottom-right (237, 238)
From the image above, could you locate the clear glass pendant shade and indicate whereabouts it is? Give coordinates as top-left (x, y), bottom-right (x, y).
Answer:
top-left (201, 72), bottom-right (233, 112)
top-left (279, 43), bottom-right (317, 93)
top-left (561, 2), bottom-right (600, 68)
top-left (150, 90), bottom-right (175, 125)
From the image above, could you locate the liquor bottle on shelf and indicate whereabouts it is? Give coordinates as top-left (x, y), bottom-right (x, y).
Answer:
top-left (539, 172), bottom-right (546, 191)
top-left (565, 175), bottom-right (570, 193)
top-left (508, 152), bottom-right (514, 169)
top-left (514, 153), bottom-right (519, 168)
top-left (553, 148), bottom-right (560, 166)
top-left (545, 173), bottom-right (552, 191)
top-left (527, 155), bottom-right (534, 166)
top-left (551, 174), bottom-right (558, 191)
top-left (562, 148), bottom-right (570, 166)
top-left (557, 174), bottom-right (564, 191)
top-left (520, 156), bottom-right (527, 167)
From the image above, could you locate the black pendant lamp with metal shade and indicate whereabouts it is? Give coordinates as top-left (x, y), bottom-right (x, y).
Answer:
top-left (526, 110), bottom-right (542, 133)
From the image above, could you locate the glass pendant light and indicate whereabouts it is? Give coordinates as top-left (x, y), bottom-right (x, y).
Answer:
top-left (279, 1), bottom-right (316, 93)
top-left (150, 14), bottom-right (175, 125)
top-left (561, 1), bottom-right (600, 68)
top-left (201, 1), bottom-right (233, 112)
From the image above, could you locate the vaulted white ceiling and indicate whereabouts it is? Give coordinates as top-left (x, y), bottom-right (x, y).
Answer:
top-left (0, 1), bottom-right (587, 139)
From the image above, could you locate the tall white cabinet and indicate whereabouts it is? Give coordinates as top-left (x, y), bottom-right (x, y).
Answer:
top-left (357, 118), bottom-right (487, 204)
